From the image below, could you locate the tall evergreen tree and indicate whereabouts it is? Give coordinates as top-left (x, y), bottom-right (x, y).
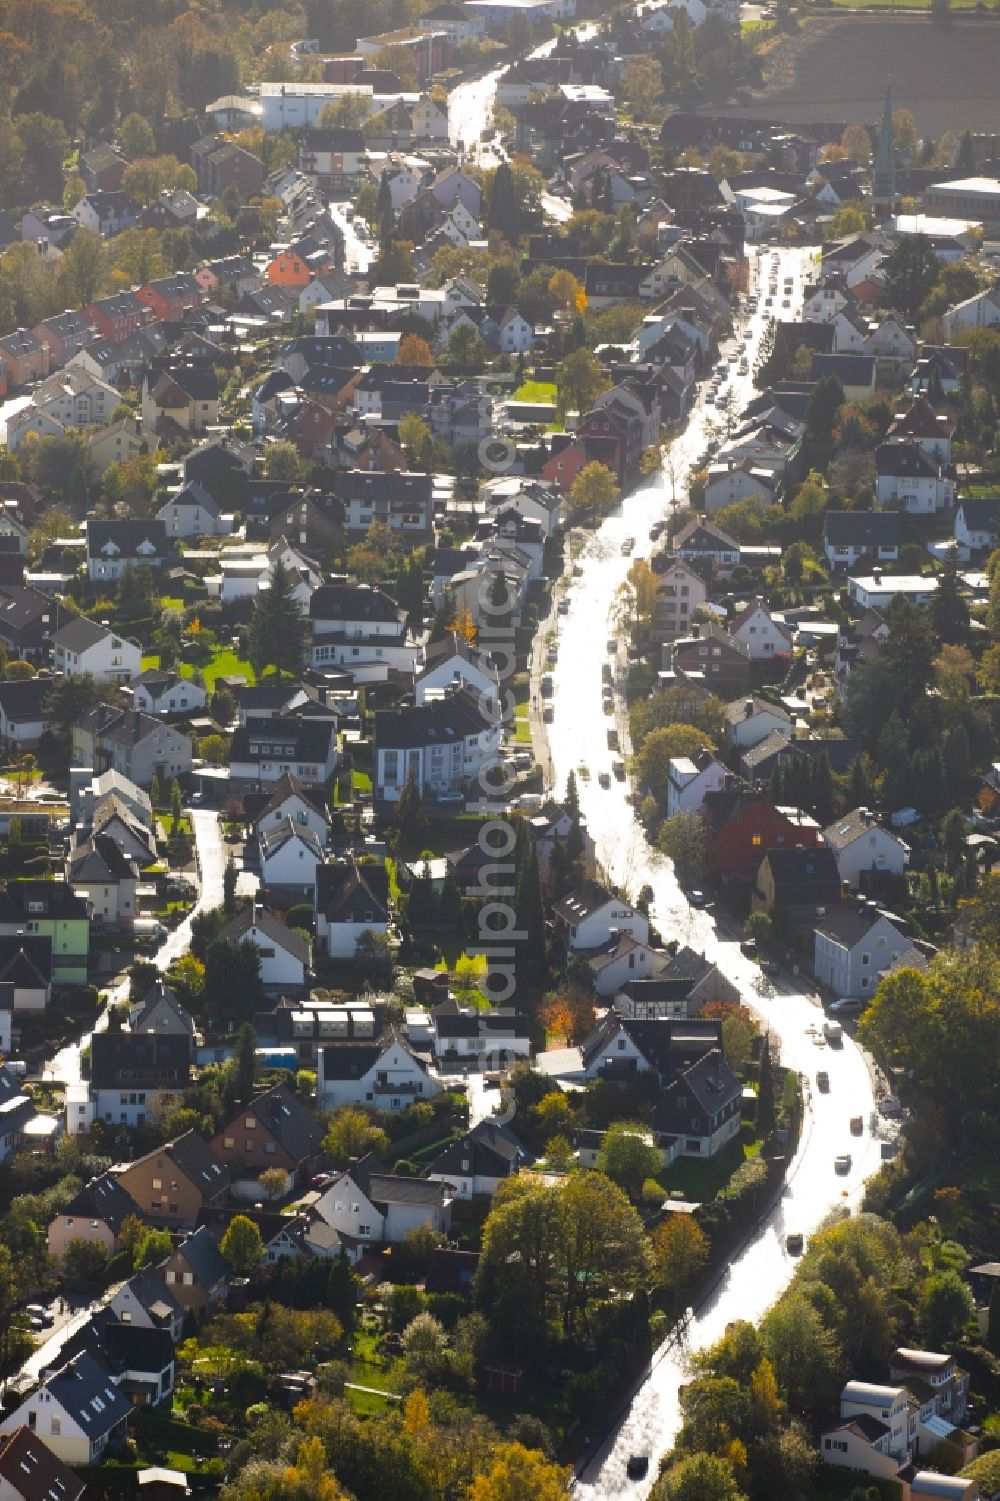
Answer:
top-left (232, 1022), bottom-right (256, 1106)
top-left (849, 755), bottom-right (870, 809)
top-left (488, 162), bottom-right (520, 240)
top-left (248, 560), bottom-right (309, 678)
top-left (757, 1034), bottom-right (775, 1138)
top-left (810, 752), bottom-right (835, 827)
top-left (223, 852), bottom-right (238, 914)
top-left (394, 770), bottom-right (427, 845)
top-left (514, 823), bottom-right (546, 972)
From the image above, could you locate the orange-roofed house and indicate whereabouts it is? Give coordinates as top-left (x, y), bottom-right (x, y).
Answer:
top-left (265, 250), bottom-right (312, 289)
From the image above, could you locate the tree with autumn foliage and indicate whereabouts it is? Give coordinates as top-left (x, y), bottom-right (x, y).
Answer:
top-left (653, 1214), bottom-right (709, 1309)
top-left (448, 607), bottom-right (477, 645)
top-left (467, 1442), bottom-right (571, 1500)
top-left (397, 333), bottom-right (434, 366)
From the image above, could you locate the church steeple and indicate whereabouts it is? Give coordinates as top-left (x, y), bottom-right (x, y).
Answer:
top-left (872, 81), bottom-right (896, 218)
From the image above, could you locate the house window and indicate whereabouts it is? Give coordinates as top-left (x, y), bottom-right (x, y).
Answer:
top-left (686, 1138), bottom-right (701, 1152)
top-left (264, 1142), bottom-right (276, 1154)
top-left (752, 834), bottom-right (762, 846)
top-left (50, 1418), bottom-right (61, 1436)
top-left (183, 1272), bottom-right (193, 1286)
top-left (152, 1177), bottom-right (162, 1189)
top-left (359, 1224), bottom-right (371, 1236)
top-left (223, 1136), bottom-right (234, 1148)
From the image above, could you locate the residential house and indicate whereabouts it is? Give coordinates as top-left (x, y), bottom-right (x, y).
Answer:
top-left (314, 1153), bottom-right (451, 1246)
top-left (73, 705), bottom-right (192, 786)
top-left (81, 143), bottom-right (130, 192)
top-left (0, 330), bottom-right (51, 388)
top-left (89, 1033), bottom-right (191, 1130)
top-left (0, 1352), bottom-right (130, 1465)
top-left (587, 932), bottom-right (669, 999)
top-left (954, 496), bottom-right (1000, 557)
top-left (431, 999), bottom-right (531, 1061)
top-left (729, 597), bottom-right (793, 661)
top-left (415, 633), bottom-right (499, 710)
top-left (673, 515), bottom-right (742, 578)
top-left (46, 1173), bottom-right (144, 1263)
top-left (131, 670), bottom-right (207, 719)
top-left (210, 1083), bottom-right (322, 1188)
top-left (0, 676), bottom-right (53, 754)
top-left (82, 292), bottom-right (152, 346)
top-left (942, 282), bottom-right (1000, 339)
top-left (614, 946), bottom-right (740, 1019)
top-left (114, 1132), bottom-right (231, 1229)
top-left (653, 558), bottom-right (707, 643)
top-left (753, 846), bottom-right (842, 922)
top-left (314, 858), bottom-right (391, 959)
top-left (725, 694), bottom-right (793, 751)
top-left (107, 1269), bottom-right (184, 1343)
top-left (258, 817), bottom-right (324, 900)
top-left (66, 835), bottom-right (139, 928)
top-left (704, 460), bottom-right (780, 516)
top-left (317, 1025), bottom-right (441, 1112)
top-left (0, 1066), bottom-right (35, 1162)
top-left (32, 310), bottom-right (98, 369)
top-left (887, 395), bottom-right (954, 464)
top-left (823, 511), bottom-right (902, 571)
top-left (219, 902), bottom-right (312, 989)
top-left (373, 687), bottom-right (500, 803)
top-left (813, 902), bottom-right (909, 1000)
top-left (250, 771), bottom-right (331, 847)
top-left (0, 880), bottom-right (90, 985)
top-left (0, 937), bottom-right (52, 1011)
top-left (85, 520), bottom-right (172, 583)
top-left (190, 136), bottom-right (264, 197)
top-left (666, 747), bottom-right (729, 817)
top-left (333, 470), bottom-right (434, 541)
top-left (52, 1307), bottom-right (175, 1409)
top-left (425, 1120), bottom-right (528, 1200)
top-left (229, 718), bottom-right (338, 789)
top-left (651, 1047), bottom-right (742, 1159)
top-left (72, 192), bottom-right (135, 236)
top-left (129, 981), bottom-right (196, 1040)
top-left (703, 785), bottom-right (821, 884)
top-left (83, 795), bottom-right (156, 875)
top-left (0, 1427), bottom-right (87, 1501)
top-left (161, 1226), bottom-right (229, 1314)
top-left (156, 482), bottom-right (231, 539)
top-left (824, 806), bottom-right (908, 887)
top-left (890, 1347), bottom-right (969, 1439)
top-left (142, 358), bottom-right (219, 436)
top-left (136, 274), bottom-right (205, 323)
top-left (672, 624), bottom-right (752, 697)
top-left (847, 573), bottom-right (938, 611)
top-left (567, 1014), bottom-right (725, 1087)
top-left (552, 879), bottom-right (649, 953)
top-left (875, 441), bottom-right (955, 515)
top-left (87, 418), bottom-right (146, 477)
top-left (481, 478), bottom-right (564, 537)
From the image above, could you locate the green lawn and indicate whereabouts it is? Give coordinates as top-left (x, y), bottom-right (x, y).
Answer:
top-left (656, 1135), bottom-right (760, 1203)
top-left (513, 702), bottom-right (532, 744)
top-left (514, 380), bottom-right (557, 403)
top-left (353, 768), bottom-right (373, 793)
top-left (141, 648), bottom-right (257, 690)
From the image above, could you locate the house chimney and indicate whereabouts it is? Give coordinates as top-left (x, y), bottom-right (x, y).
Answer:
top-left (691, 623), bottom-right (700, 638)
top-left (744, 698), bottom-right (754, 718)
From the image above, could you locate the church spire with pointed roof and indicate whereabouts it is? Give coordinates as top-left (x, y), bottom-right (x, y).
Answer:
top-left (872, 81), bottom-right (896, 217)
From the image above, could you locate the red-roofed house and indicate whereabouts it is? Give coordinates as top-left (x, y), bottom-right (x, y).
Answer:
top-left (703, 785), bottom-right (822, 884)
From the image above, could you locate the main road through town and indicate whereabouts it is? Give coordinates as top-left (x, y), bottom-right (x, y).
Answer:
top-left (545, 245), bottom-right (886, 1495)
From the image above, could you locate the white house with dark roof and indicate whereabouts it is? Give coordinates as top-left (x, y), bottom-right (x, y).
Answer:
top-left (219, 902), bottom-right (311, 988)
top-left (317, 1027), bottom-right (441, 1112)
top-left (52, 616), bottom-right (141, 684)
top-left (875, 440), bottom-right (955, 514)
top-left (229, 718), bottom-right (338, 788)
top-left (314, 1152), bottom-right (451, 1245)
top-left (954, 496), bottom-right (1000, 557)
top-left (85, 520), bottom-right (171, 582)
top-left (0, 1065), bottom-right (36, 1163)
top-left (314, 857), bottom-right (391, 959)
top-left (250, 771), bottom-right (331, 847)
top-left (823, 807), bottom-right (908, 887)
top-left (725, 694), bottom-right (793, 751)
top-left (426, 1120), bottom-right (528, 1199)
top-left (131, 669), bottom-right (207, 718)
top-left (666, 747), bottom-right (728, 817)
top-left (431, 998), bottom-right (531, 1060)
top-left (258, 817), bottom-right (324, 899)
top-left (415, 632), bottom-right (499, 709)
top-left (156, 481), bottom-right (233, 538)
top-left (0, 1352), bottom-right (130, 1465)
top-left (729, 598), bottom-right (793, 660)
top-left (823, 510), bottom-right (902, 571)
top-left (373, 686), bottom-right (501, 803)
top-left (552, 880), bottom-right (649, 953)
top-left (650, 1047), bottom-right (742, 1158)
top-left (588, 932), bottom-right (669, 999)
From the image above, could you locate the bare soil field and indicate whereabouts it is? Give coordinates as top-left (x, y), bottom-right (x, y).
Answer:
top-left (706, 14), bottom-right (1000, 136)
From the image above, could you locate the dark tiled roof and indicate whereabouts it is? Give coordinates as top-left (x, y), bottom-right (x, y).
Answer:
top-left (224, 1083), bottom-right (322, 1163)
top-left (62, 1173), bottom-right (143, 1232)
top-left (220, 905), bottom-right (311, 966)
top-left (0, 1425), bottom-right (85, 1501)
top-left (90, 1033), bottom-right (191, 1091)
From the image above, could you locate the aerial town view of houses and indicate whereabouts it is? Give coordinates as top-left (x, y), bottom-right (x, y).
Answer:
top-left (0, 0), bottom-right (997, 1499)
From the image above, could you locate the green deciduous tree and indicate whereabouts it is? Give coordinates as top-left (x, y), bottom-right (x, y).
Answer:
top-left (322, 1107), bottom-right (389, 1164)
top-left (596, 1122), bottom-right (662, 1199)
top-left (569, 461), bottom-right (619, 524)
top-left (220, 1214), bottom-right (266, 1275)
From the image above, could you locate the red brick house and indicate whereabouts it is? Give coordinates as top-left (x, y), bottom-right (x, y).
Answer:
top-left (83, 292), bottom-right (153, 345)
top-left (137, 274), bottom-right (206, 322)
top-left (703, 785), bottom-right (822, 884)
top-left (209, 1082), bottom-right (323, 1187)
top-left (281, 397), bottom-right (338, 460)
